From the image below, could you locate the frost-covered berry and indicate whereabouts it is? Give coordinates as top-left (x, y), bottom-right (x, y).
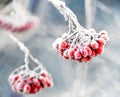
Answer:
top-left (80, 48), bottom-right (89, 57)
top-left (96, 46), bottom-right (104, 55)
top-left (85, 47), bottom-right (92, 56)
top-left (99, 30), bottom-right (109, 41)
top-left (74, 50), bottom-right (82, 59)
top-left (63, 50), bottom-right (69, 59)
top-left (90, 40), bottom-right (99, 49)
top-left (59, 40), bottom-right (68, 49)
top-left (91, 50), bottom-right (97, 57)
top-left (82, 56), bottom-right (91, 62)
top-left (23, 84), bottom-right (31, 94)
top-left (96, 38), bottom-right (106, 46)
top-left (68, 48), bottom-right (75, 59)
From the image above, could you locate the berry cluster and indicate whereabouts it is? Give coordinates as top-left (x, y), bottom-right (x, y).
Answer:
top-left (0, 15), bottom-right (38, 32)
top-left (0, 0), bottom-right (39, 33)
top-left (52, 29), bottom-right (109, 63)
top-left (8, 66), bottom-right (53, 94)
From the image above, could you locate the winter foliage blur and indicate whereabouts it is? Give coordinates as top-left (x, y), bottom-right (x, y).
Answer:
top-left (0, 0), bottom-right (120, 97)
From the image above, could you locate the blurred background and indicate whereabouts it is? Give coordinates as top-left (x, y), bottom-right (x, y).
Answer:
top-left (0, 0), bottom-right (120, 97)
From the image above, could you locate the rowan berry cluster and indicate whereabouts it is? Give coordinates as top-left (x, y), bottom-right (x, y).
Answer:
top-left (0, 15), bottom-right (37, 32)
top-left (53, 29), bottom-right (109, 63)
top-left (8, 66), bottom-right (53, 94)
top-left (0, 0), bottom-right (39, 33)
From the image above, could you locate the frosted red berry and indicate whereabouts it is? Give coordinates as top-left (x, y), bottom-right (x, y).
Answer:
top-left (96, 38), bottom-right (106, 46)
top-left (81, 48), bottom-right (89, 57)
top-left (59, 40), bottom-right (68, 49)
top-left (63, 50), bottom-right (69, 59)
top-left (74, 50), bottom-right (82, 59)
top-left (90, 40), bottom-right (99, 49)
top-left (96, 46), bottom-right (104, 55)
top-left (68, 48), bottom-right (75, 59)
top-left (82, 56), bottom-right (91, 62)
top-left (23, 84), bottom-right (31, 94)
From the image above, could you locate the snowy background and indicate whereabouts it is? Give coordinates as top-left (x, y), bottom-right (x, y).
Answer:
top-left (0, 0), bottom-right (120, 97)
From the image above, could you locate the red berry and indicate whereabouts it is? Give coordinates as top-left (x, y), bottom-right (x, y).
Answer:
top-left (33, 78), bottom-right (40, 87)
top-left (37, 85), bottom-right (42, 91)
top-left (59, 40), bottom-right (68, 49)
top-left (46, 81), bottom-right (52, 87)
top-left (24, 21), bottom-right (34, 30)
top-left (85, 47), bottom-right (92, 55)
top-left (13, 75), bottom-right (19, 81)
top-left (68, 48), bottom-right (75, 59)
top-left (99, 31), bottom-right (109, 41)
top-left (39, 77), bottom-right (47, 88)
top-left (19, 22), bottom-right (32, 32)
top-left (90, 40), bottom-right (98, 49)
top-left (23, 78), bottom-right (29, 83)
top-left (86, 43), bottom-right (91, 47)
top-left (100, 34), bottom-right (109, 41)
top-left (91, 50), bottom-right (97, 57)
top-left (46, 75), bottom-right (53, 87)
top-left (60, 50), bottom-right (64, 56)
top-left (73, 45), bottom-right (78, 51)
top-left (97, 38), bottom-right (106, 46)
top-left (59, 48), bottom-right (65, 55)
top-left (12, 75), bottom-right (19, 84)
top-left (74, 50), bottom-right (82, 59)
top-left (63, 50), bottom-right (69, 59)
top-left (77, 58), bottom-right (83, 63)
top-left (23, 84), bottom-right (31, 94)
top-left (17, 82), bottom-right (25, 92)
top-left (81, 48), bottom-right (88, 57)
top-left (41, 70), bottom-right (47, 78)
top-left (99, 30), bottom-right (107, 35)
top-left (96, 46), bottom-right (104, 55)
top-left (82, 56), bottom-right (91, 62)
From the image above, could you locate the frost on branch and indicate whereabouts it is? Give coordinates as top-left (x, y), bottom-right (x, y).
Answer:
top-left (49, 0), bottom-right (109, 63)
top-left (0, 0), bottom-right (39, 33)
top-left (8, 34), bottom-right (53, 95)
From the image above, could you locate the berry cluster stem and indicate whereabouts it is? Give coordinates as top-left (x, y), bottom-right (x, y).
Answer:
top-left (48, 0), bottom-right (88, 34)
top-left (8, 33), bottom-right (45, 71)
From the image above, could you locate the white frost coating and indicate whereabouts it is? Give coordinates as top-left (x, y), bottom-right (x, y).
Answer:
top-left (8, 33), bottom-right (45, 71)
top-left (48, 0), bottom-right (88, 34)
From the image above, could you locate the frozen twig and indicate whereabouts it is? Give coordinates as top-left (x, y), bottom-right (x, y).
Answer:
top-left (48, 0), bottom-right (88, 34)
top-left (8, 33), bottom-right (45, 71)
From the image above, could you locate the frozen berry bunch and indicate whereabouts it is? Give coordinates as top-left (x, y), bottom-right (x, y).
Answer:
top-left (8, 65), bottom-right (53, 94)
top-left (0, 16), bottom-right (38, 32)
top-left (52, 29), bottom-right (109, 63)
top-left (0, 1), bottom-right (39, 33)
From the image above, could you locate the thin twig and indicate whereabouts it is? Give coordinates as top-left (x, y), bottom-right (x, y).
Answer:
top-left (8, 33), bottom-right (45, 71)
top-left (48, 0), bottom-right (88, 34)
